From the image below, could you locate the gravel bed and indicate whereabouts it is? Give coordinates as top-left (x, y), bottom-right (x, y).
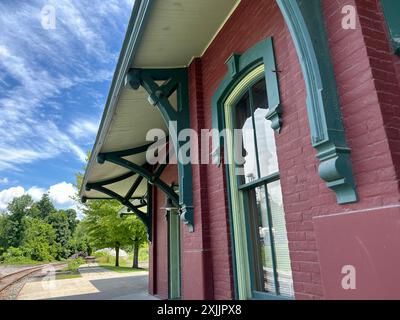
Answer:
top-left (0, 265), bottom-right (35, 277)
top-left (0, 272), bottom-right (39, 300)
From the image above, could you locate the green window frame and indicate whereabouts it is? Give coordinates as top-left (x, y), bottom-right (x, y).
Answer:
top-left (211, 38), bottom-right (293, 300)
top-left (223, 66), bottom-right (293, 300)
top-left (211, 38), bottom-right (282, 167)
top-left (381, 0), bottom-right (400, 55)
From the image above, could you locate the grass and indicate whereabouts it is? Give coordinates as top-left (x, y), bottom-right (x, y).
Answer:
top-left (94, 247), bottom-right (148, 266)
top-left (92, 246), bottom-right (149, 273)
top-left (99, 264), bottom-right (147, 273)
top-left (0, 259), bottom-right (56, 266)
top-left (55, 272), bottom-right (82, 280)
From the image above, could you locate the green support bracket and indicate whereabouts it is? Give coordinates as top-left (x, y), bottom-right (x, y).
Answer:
top-left (98, 153), bottom-right (179, 206)
top-left (126, 68), bottom-right (194, 232)
top-left (276, 0), bottom-right (358, 204)
top-left (85, 181), bottom-right (153, 240)
top-left (93, 138), bottom-right (187, 235)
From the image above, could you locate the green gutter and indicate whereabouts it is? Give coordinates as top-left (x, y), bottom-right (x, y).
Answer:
top-left (79, 0), bottom-right (154, 199)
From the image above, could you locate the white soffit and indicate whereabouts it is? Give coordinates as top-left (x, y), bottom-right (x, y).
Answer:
top-left (83, 0), bottom-right (240, 199)
top-left (134, 0), bottom-right (241, 68)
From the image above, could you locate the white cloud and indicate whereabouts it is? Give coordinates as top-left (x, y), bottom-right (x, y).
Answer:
top-left (48, 182), bottom-right (76, 206)
top-left (0, 177), bottom-right (8, 184)
top-left (0, 186), bottom-right (25, 210)
top-left (0, 182), bottom-right (78, 211)
top-left (27, 187), bottom-right (46, 202)
top-left (0, 0), bottom-right (133, 172)
top-left (68, 119), bottom-right (99, 140)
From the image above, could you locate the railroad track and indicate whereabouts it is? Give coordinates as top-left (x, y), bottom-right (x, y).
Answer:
top-left (0, 263), bottom-right (66, 295)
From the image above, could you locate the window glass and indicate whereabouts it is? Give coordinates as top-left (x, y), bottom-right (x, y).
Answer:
top-left (235, 92), bottom-right (258, 184)
top-left (246, 186), bottom-right (276, 294)
top-left (252, 80), bottom-right (279, 177)
top-left (267, 180), bottom-right (294, 297)
top-left (233, 76), bottom-right (293, 299)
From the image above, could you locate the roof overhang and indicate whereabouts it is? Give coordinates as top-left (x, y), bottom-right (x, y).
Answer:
top-left (80, 0), bottom-right (240, 202)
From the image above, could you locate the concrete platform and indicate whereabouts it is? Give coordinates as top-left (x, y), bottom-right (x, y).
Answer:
top-left (17, 264), bottom-right (158, 300)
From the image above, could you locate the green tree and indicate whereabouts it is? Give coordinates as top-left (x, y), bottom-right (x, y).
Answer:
top-left (30, 193), bottom-right (56, 220)
top-left (46, 211), bottom-right (71, 259)
top-left (81, 200), bottom-right (132, 267)
top-left (6, 195), bottom-right (34, 248)
top-left (65, 209), bottom-right (78, 234)
top-left (76, 156), bottom-right (147, 268)
top-left (126, 215), bottom-right (147, 268)
top-left (22, 217), bottom-right (56, 261)
top-left (69, 221), bottom-right (91, 255)
top-left (0, 213), bottom-right (8, 255)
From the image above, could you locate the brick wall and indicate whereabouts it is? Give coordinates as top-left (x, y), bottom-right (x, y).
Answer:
top-left (322, 0), bottom-right (400, 209)
top-left (185, 0), bottom-right (400, 300)
top-left (180, 58), bottom-right (215, 299)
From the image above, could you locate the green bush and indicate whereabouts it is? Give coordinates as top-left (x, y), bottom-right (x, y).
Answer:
top-left (1, 247), bottom-right (26, 263)
top-left (23, 242), bottom-right (54, 262)
top-left (66, 257), bottom-right (85, 272)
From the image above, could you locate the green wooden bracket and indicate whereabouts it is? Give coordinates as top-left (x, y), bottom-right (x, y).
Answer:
top-left (381, 0), bottom-right (400, 55)
top-left (85, 181), bottom-right (153, 240)
top-left (126, 68), bottom-right (194, 232)
top-left (94, 139), bottom-right (179, 240)
top-left (85, 148), bottom-right (167, 241)
top-left (211, 37), bottom-right (282, 166)
top-left (276, 0), bottom-right (357, 204)
top-left (99, 154), bottom-right (179, 206)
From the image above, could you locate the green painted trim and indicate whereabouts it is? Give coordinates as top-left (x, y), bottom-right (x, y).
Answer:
top-left (212, 38), bottom-right (282, 165)
top-left (168, 209), bottom-right (181, 299)
top-left (85, 169), bottom-right (151, 239)
top-left (101, 154), bottom-right (179, 206)
top-left (276, 0), bottom-right (358, 204)
top-left (125, 175), bottom-right (144, 200)
top-left (381, 0), bottom-right (400, 55)
top-left (222, 67), bottom-right (269, 299)
top-left (238, 173), bottom-right (280, 191)
top-left (224, 162), bottom-right (240, 300)
top-left (80, 0), bottom-right (154, 200)
top-left (98, 142), bottom-right (155, 159)
top-left (126, 68), bottom-right (194, 232)
top-left (85, 171), bottom-right (136, 189)
top-left (146, 182), bottom-right (153, 242)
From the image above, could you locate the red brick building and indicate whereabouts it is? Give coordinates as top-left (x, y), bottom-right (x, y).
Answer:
top-left (80, 0), bottom-right (400, 300)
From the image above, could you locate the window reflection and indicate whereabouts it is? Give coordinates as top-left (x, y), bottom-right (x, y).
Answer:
top-left (235, 92), bottom-right (258, 184)
top-left (252, 79), bottom-right (278, 177)
top-left (234, 79), bottom-right (278, 184)
top-left (234, 77), bottom-right (293, 298)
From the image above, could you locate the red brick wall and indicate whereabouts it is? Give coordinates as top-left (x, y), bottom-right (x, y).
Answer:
top-left (322, 0), bottom-right (400, 208)
top-left (192, 0), bottom-right (314, 299)
top-left (185, 0), bottom-right (400, 300)
top-left (180, 58), bottom-right (215, 300)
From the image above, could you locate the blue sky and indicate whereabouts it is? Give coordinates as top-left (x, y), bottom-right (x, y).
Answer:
top-left (0, 0), bottom-right (134, 211)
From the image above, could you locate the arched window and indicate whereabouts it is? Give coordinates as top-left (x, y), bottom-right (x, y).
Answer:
top-left (212, 38), bottom-right (293, 299)
top-left (231, 77), bottom-right (293, 299)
